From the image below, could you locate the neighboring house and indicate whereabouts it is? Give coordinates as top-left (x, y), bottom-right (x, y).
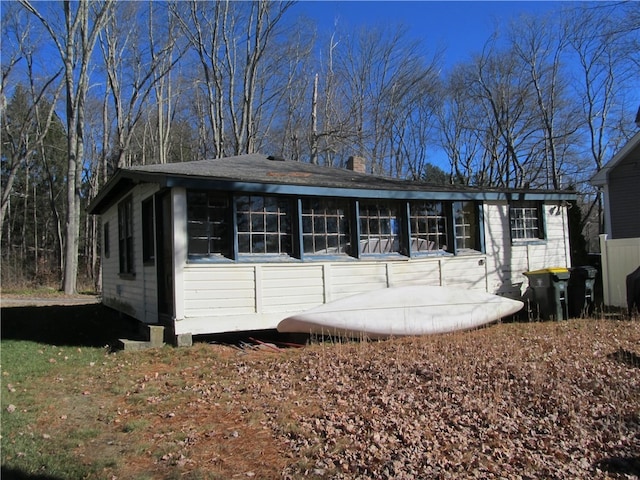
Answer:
top-left (590, 130), bottom-right (640, 239)
top-left (590, 129), bottom-right (640, 308)
top-left (89, 154), bottom-right (576, 344)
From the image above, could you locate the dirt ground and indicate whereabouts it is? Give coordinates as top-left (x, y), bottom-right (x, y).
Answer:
top-left (1, 294), bottom-right (100, 308)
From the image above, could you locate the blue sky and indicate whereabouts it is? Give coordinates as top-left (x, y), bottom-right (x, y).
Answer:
top-left (295, 1), bottom-right (566, 68)
top-left (293, 1), bottom-right (569, 169)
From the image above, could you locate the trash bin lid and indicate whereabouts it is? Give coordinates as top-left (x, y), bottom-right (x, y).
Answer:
top-left (525, 267), bottom-right (569, 275)
top-left (573, 265), bottom-right (598, 278)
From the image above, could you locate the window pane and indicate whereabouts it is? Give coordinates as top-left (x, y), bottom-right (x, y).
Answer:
top-left (303, 236), bottom-right (314, 253)
top-left (360, 202), bottom-right (400, 254)
top-left (251, 196), bottom-right (264, 211)
top-left (510, 202), bottom-right (541, 240)
top-left (187, 191), bottom-right (231, 257)
top-left (302, 216), bottom-right (312, 232)
top-left (238, 233), bottom-right (250, 252)
top-left (410, 201), bottom-right (447, 253)
top-left (236, 196), bottom-right (250, 212)
top-left (301, 198), bottom-right (350, 255)
top-left (454, 201), bottom-right (478, 251)
top-left (236, 195), bottom-right (292, 255)
top-left (189, 238), bottom-right (208, 255)
top-left (252, 213), bottom-right (265, 232)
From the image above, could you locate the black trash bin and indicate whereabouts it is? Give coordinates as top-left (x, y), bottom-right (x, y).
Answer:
top-left (627, 266), bottom-right (640, 315)
top-left (568, 266), bottom-right (598, 318)
top-left (524, 267), bottom-right (570, 320)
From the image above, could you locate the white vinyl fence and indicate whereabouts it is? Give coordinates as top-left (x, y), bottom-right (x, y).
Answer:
top-left (600, 234), bottom-right (640, 307)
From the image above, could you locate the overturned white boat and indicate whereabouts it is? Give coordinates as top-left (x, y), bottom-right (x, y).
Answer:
top-left (277, 285), bottom-right (523, 339)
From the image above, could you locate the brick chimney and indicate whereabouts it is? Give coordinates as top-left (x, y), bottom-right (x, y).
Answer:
top-left (347, 156), bottom-right (367, 173)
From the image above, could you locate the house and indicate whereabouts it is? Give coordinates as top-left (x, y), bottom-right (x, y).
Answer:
top-left (590, 130), bottom-right (640, 239)
top-left (88, 153), bottom-right (576, 345)
top-left (590, 129), bottom-right (640, 308)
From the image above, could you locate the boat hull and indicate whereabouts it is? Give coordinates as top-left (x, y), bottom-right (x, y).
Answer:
top-left (277, 285), bottom-right (524, 338)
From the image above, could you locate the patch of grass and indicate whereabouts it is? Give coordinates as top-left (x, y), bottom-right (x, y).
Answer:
top-left (122, 419), bottom-right (149, 433)
top-left (1, 339), bottom-right (115, 478)
top-left (0, 286), bottom-right (63, 296)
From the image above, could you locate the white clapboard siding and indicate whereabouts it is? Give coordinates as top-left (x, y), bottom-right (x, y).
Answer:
top-left (142, 265), bottom-right (158, 324)
top-left (482, 201), bottom-right (571, 296)
top-left (484, 201), bottom-right (519, 293)
top-left (388, 259), bottom-right (442, 287)
top-left (101, 183), bottom-right (159, 322)
top-left (183, 267), bottom-right (255, 285)
top-left (441, 257), bottom-right (487, 290)
top-left (101, 208), bottom-right (120, 307)
top-left (330, 263), bottom-right (389, 299)
top-left (183, 265), bottom-right (256, 316)
top-left (506, 248), bottom-right (531, 287)
top-left (261, 266), bottom-right (325, 312)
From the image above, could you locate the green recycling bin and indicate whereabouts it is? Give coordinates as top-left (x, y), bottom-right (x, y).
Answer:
top-left (568, 266), bottom-right (598, 317)
top-left (524, 267), bottom-right (570, 320)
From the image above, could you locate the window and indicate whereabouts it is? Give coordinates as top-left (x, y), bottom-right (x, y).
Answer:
top-left (187, 191), bottom-right (230, 257)
top-left (359, 201), bottom-right (401, 254)
top-left (302, 198), bottom-right (350, 255)
top-left (183, 189), bottom-right (487, 262)
top-left (142, 197), bottom-right (155, 263)
top-left (236, 195), bottom-right (292, 255)
top-left (453, 201), bottom-right (480, 252)
top-left (103, 222), bottom-right (110, 258)
top-left (118, 196), bottom-right (134, 275)
top-left (510, 201), bottom-right (543, 240)
top-left (409, 201), bottom-right (448, 253)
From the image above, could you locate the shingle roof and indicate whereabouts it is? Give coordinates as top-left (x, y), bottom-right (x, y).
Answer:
top-left (88, 153), bottom-right (576, 214)
top-left (126, 153), bottom-right (419, 190)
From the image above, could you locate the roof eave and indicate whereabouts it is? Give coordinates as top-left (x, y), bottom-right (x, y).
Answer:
top-left (88, 168), bottom-right (577, 215)
top-left (87, 170), bottom-right (169, 214)
top-left (590, 130), bottom-right (640, 186)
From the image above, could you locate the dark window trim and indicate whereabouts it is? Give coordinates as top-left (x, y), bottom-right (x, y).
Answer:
top-left (185, 190), bottom-right (486, 263)
top-left (300, 197), bottom-right (351, 259)
top-left (187, 191), bottom-right (232, 259)
top-left (451, 200), bottom-right (484, 255)
top-left (358, 200), bottom-right (403, 256)
top-left (103, 221), bottom-right (110, 259)
top-left (118, 195), bottom-right (135, 275)
top-left (142, 196), bottom-right (155, 265)
top-left (235, 194), bottom-right (294, 256)
top-left (509, 200), bottom-right (546, 243)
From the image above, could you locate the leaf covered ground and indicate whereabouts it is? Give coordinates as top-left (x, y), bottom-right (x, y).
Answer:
top-left (2, 317), bottom-right (640, 479)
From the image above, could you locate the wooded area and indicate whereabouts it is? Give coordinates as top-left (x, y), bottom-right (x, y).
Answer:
top-left (1, 1), bottom-right (639, 292)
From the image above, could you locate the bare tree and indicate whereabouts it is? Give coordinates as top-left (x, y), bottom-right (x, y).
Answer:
top-left (149, 2), bottom-right (182, 165)
top-left (567, 3), bottom-right (637, 174)
top-left (99, 1), bottom-right (183, 169)
top-left (1, 6), bottom-right (64, 240)
top-left (317, 23), bottom-right (440, 175)
top-left (436, 66), bottom-right (486, 185)
top-left (20, 0), bottom-right (114, 294)
top-left (509, 14), bottom-right (577, 189)
top-left (312, 30), bottom-right (354, 167)
top-left (173, 0), bottom-right (295, 158)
